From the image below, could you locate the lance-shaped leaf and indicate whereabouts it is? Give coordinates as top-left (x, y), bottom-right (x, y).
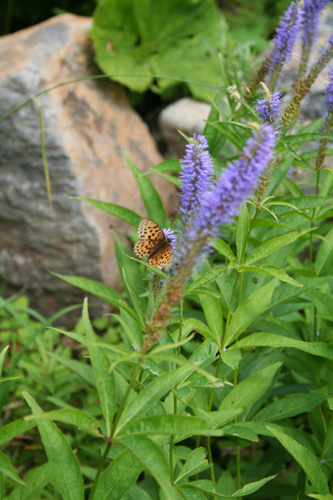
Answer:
top-left (82, 298), bottom-right (116, 436)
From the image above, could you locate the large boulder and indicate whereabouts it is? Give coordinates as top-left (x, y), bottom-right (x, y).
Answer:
top-left (0, 14), bottom-right (177, 320)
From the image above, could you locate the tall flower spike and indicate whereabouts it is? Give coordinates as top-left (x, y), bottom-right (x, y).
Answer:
top-left (298, 0), bottom-right (329, 77)
top-left (146, 125), bottom-right (276, 340)
top-left (191, 125), bottom-right (275, 243)
top-left (267, 1), bottom-right (303, 90)
top-left (256, 82), bottom-right (282, 123)
top-left (282, 36), bottom-right (333, 126)
top-left (179, 134), bottom-right (213, 221)
top-left (316, 65), bottom-right (333, 169)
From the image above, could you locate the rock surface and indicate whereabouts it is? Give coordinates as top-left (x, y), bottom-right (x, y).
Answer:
top-left (159, 98), bottom-right (211, 157)
top-left (0, 14), bottom-right (176, 320)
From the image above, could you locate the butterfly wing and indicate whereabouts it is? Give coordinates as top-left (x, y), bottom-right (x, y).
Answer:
top-left (137, 219), bottom-right (165, 241)
top-left (133, 239), bottom-right (158, 258)
top-left (147, 244), bottom-right (174, 269)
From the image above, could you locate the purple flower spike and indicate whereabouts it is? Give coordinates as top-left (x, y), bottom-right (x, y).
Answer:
top-left (179, 134), bottom-right (213, 220)
top-left (256, 84), bottom-right (282, 123)
top-left (301, 0), bottom-right (329, 53)
top-left (192, 125), bottom-right (275, 240)
top-left (267, 1), bottom-right (303, 87)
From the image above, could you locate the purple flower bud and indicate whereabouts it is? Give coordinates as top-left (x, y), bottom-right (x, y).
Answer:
top-left (179, 134), bottom-right (213, 220)
top-left (301, 0), bottom-right (329, 53)
top-left (256, 91), bottom-right (282, 123)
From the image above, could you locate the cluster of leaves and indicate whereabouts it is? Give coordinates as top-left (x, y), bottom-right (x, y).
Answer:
top-left (90, 0), bottom-right (272, 101)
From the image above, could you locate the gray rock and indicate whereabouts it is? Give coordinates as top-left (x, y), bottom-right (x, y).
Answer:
top-left (159, 97), bottom-right (211, 157)
top-left (0, 14), bottom-right (176, 321)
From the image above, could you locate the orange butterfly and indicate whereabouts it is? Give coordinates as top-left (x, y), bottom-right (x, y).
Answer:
top-left (133, 219), bottom-right (174, 269)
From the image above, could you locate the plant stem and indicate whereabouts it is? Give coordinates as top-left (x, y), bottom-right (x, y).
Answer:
top-left (170, 297), bottom-right (184, 483)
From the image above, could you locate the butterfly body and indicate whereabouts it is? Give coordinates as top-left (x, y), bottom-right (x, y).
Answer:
top-left (133, 218), bottom-right (174, 269)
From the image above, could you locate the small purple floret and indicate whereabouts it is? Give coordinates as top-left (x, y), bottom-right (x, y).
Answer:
top-left (179, 134), bottom-right (213, 220)
top-left (268, 1), bottom-right (303, 73)
top-left (256, 92), bottom-right (282, 123)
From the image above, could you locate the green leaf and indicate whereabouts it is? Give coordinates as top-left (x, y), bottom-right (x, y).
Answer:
top-left (308, 495), bottom-right (333, 500)
top-left (266, 424), bottom-right (329, 495)
top-left (51, 272), bottom-right (123, 302)
top-left (224, 278), bottom-right (278, 348)
top-left (239, 264), bottom-right (303, 287)
top-left (219, 362), bottom-right (282, 411)
top-left (253, 392), bottom-right (326, 422)
top-left (23, 392), bottom-right (84, 500)
top-left (283, 177), bottom-right (304, 197)
top-left (186, 266), bottom-right (225, 293)
top-left (211, 238), bottom-right (236, 262)
top-left (236, 204), bottom-right (249, 262)
top-left (72, 197), bottom-right (141, 227)
top-left (315, 227), bottom-right (333, 276)
top-left (47, 352), bottom-right (95, 386)
top-left (198, 292), bottom-right (223, 347)
top-left (118, 414), bottom-right (223, 437)
top-left (115, 365), bottom-right (193, 434)
top-left (93, 450), bottom-right (142, 500)
top-left (0, 346), bottom-right (9, 377)
top-left (231, 333), bottom-right (333, 361)
top-left (82, 298), bottom-right (116, 436)
top-left (116, 435), bottom-right (179, 500)
top-left (223, 424), bottom-right (258, 442)
top-left (245, 228), bottom-right (316, 266)
top-left (123, 154), bottom-right (166, 227)
top-left (175, 447), bottom-right (209, 483)
top-left (0, 451), bottom-right (25, 485)
top-left (221, 348), bottom-right (242, 369)
top-left (25, 408), bottom-right (102, 437)
top-left (91, 0), bottom-right (223, 101)
top-left (121, 268), bottom-right (145, 328)
top-left (8, 463), bottom-right (53, 500)
top-left (0, 419), bottom-right (36, 446)
top-left (231, 475), bottom-right (276, 496)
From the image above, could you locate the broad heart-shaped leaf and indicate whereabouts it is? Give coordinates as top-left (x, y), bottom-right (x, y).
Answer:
top-left (93, 449), bottom-right (142, 500)
top-left (266, 424), bottom-right (329, 495)
top-left (123, 154), bottom-right (166, 227)
top-left (231, 333), bottom-right (333, 361)
top-left (23, 392), bottom-right (84, 500)
top-left (117, 414), bottom-right (223, 438)
top-left (91, 0), bottom-right (222, 100)
top-left (219, 362), bottom-right (282, 411)
top-left (82, 299), bottom-right (116, 436)
top-left (115, 365), bottom-right (193, 435)
top-left (245, 228), bottom-right (316, 266)
top-left (115, 435), bottom-right (182, 500)
top-left (0, 451), bottom-right (25, 486)
top-left (315, 227), bottom-right (333, 276)
top-left (0, 418), bottom-right (36, 446)
top-left (8, 462), bottom-right (53, 500)
top-left (223, 278), bottom-right (278, 348)
top-left (72, 197), bottom-right (141, 227)
top-left (253, 392), bottom-right (326, 422)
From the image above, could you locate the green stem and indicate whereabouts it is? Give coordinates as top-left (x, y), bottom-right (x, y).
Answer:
top-left (170, 297), bottom-right (184, 483)
top-left (207, 436), bottom-right (217, 500)
top-left (234, 368), bottom-right (242, 500)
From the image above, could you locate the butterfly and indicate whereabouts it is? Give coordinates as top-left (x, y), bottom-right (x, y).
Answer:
top-left (133, 219), bottom-right (174, 269)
